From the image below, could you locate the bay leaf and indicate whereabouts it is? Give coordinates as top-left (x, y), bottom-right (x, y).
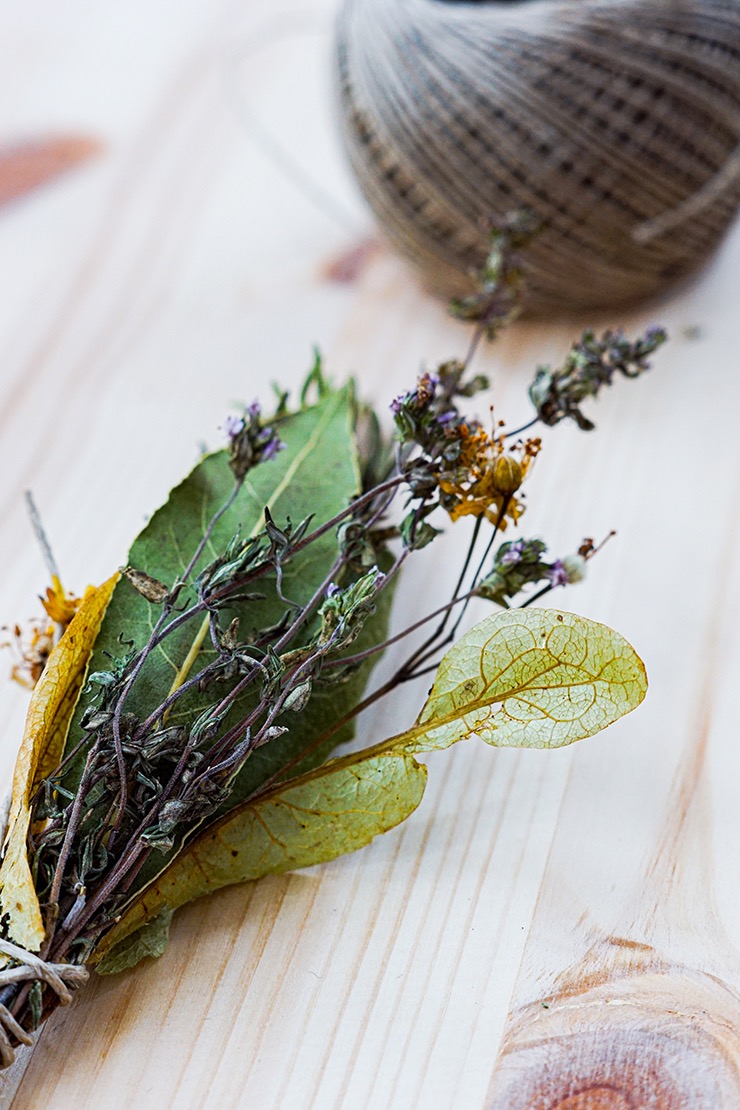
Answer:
top-left (65, 386), bottom-right (395, 897)
top-left (69, 387), bottom-right (359, 758)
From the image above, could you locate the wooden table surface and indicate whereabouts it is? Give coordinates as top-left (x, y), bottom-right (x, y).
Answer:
top-left (0, 1), bottom-right (738, 1106)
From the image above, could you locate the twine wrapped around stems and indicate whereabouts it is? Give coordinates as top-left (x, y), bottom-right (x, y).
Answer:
top-left (0, 941), bottom-right (88, 1066)
top-left (335, 0), bottom-right (740, 313)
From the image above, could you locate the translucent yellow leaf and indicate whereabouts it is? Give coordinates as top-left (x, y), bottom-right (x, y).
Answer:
top-left (94, 748), bottom-right (427, 969)
top-left (404, 608), bottom-right (647, 752)
top-left (0, 574), bottom-right (118, 951)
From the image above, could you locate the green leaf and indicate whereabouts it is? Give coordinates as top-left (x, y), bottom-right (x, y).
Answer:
top-left (403, 608), bottom-right (647, 752)
top-left (71, 387), bottom-right (358, 749)
top-left (96, 909), bottom-right (173, 975)
top-left (80, 391), bottom-right (359, 738)
top-left (93, 748), bottom-right (427, 970)
top-left (67, 386), bottom-right (395, 896)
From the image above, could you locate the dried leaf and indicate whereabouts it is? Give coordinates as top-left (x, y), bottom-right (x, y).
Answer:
top-left (94, 748), bottom-right (426, 968)
top-left (0, 575), bottom-right (118, 951)
top-left (69, 387), bottom-right (396, 900)
top-left (96, 910), bottom-right (173, 975)
top-left (69, 389), bottom-right (360, 793)
top-left (404, 608), bottom-right (647, 752)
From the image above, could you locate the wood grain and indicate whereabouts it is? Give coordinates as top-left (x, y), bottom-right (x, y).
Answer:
top-left (0, 0), bottom-right (738, 1106)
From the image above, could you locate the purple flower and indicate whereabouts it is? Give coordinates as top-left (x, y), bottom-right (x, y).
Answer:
top-left (546, 560), bottom-right (569, 587)
top-left (644, 325), bottom-right (667, 345)
top-left (222, 414), bottom-right (245, 439)
top-left (247, 400), bottom-right (261, 420)
top-left (326, 582), bottom-right (341, 598)
top-left (261, 433), bottom-right (285, 462)
top-left (500, 540), bottom-right (525, 566)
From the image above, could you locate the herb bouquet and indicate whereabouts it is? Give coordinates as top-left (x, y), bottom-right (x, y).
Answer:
top-left (0, 234), bottom-right (663, 1065)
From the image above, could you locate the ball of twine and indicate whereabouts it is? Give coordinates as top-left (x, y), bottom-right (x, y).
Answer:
top-left (335, 0), bottom-right (740, 314)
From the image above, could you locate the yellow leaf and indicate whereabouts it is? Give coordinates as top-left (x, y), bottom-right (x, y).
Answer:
top-left (405, 608), bottom-right (648, 752)
top-left (0, 574), bottom-right (118, 951)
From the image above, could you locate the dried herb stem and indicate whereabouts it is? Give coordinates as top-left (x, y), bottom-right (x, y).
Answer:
top-left (46, 747), bottom-right (98, 927)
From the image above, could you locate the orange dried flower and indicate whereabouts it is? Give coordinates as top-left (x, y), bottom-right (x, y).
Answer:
top-left (41, 576), bottom-right (81, 628)
top-left (439, 423), bottom-right (537, 527)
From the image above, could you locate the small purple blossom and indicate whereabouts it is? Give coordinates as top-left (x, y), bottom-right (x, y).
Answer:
top-left (325, 582), bottom-right (341, 598)
top-left (500, 540), bottom-right (525, 566)
top-left (226, 403), bottom-right (285, 480)
top-left (546, 560), bottom-right (569, 587)
top-left (644, 325), bottom-right (667, 345)
top-left (261, 433), bottom-right (285, 462)
top-left (222, 414), bottom-right (245, 439)
top-left (390, 394), bottom-right (406, 415)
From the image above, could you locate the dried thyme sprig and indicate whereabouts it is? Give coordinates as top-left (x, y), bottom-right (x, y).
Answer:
top-left (528, 326), bottom-right (667, 431)
top-left (449, 211), bottom-right (539, 345)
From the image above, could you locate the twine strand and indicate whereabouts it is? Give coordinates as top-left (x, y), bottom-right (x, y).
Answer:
top-left (633, 143), bottom-right (740, 244)
top-left (0, 940), bottom-right (88, 1066)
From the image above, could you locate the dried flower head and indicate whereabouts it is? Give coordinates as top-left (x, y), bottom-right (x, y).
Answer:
top-left (1, 619), bottom-right (56, 689)
top-left (529, 327), bottom-right (667, 431)
top-left (225, 401), bottom-right (285, 481)
top-left (40, 577), bottom-right (80, 628)
top-left (438, 424), bottom-right (540, 528)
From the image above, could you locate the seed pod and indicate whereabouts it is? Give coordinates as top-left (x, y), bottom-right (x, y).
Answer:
top-left (120, 566), bottom-right (169, 604)
top-left (561, 554), bottom-right (588, 584)
top-left (491, 456), bottom-right (523, 496)
top-left (282, 680), bottom-right (312, 714)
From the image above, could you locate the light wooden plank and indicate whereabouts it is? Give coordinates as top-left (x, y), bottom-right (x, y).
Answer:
top-left (0, 0), bottom-right (738, 1106)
